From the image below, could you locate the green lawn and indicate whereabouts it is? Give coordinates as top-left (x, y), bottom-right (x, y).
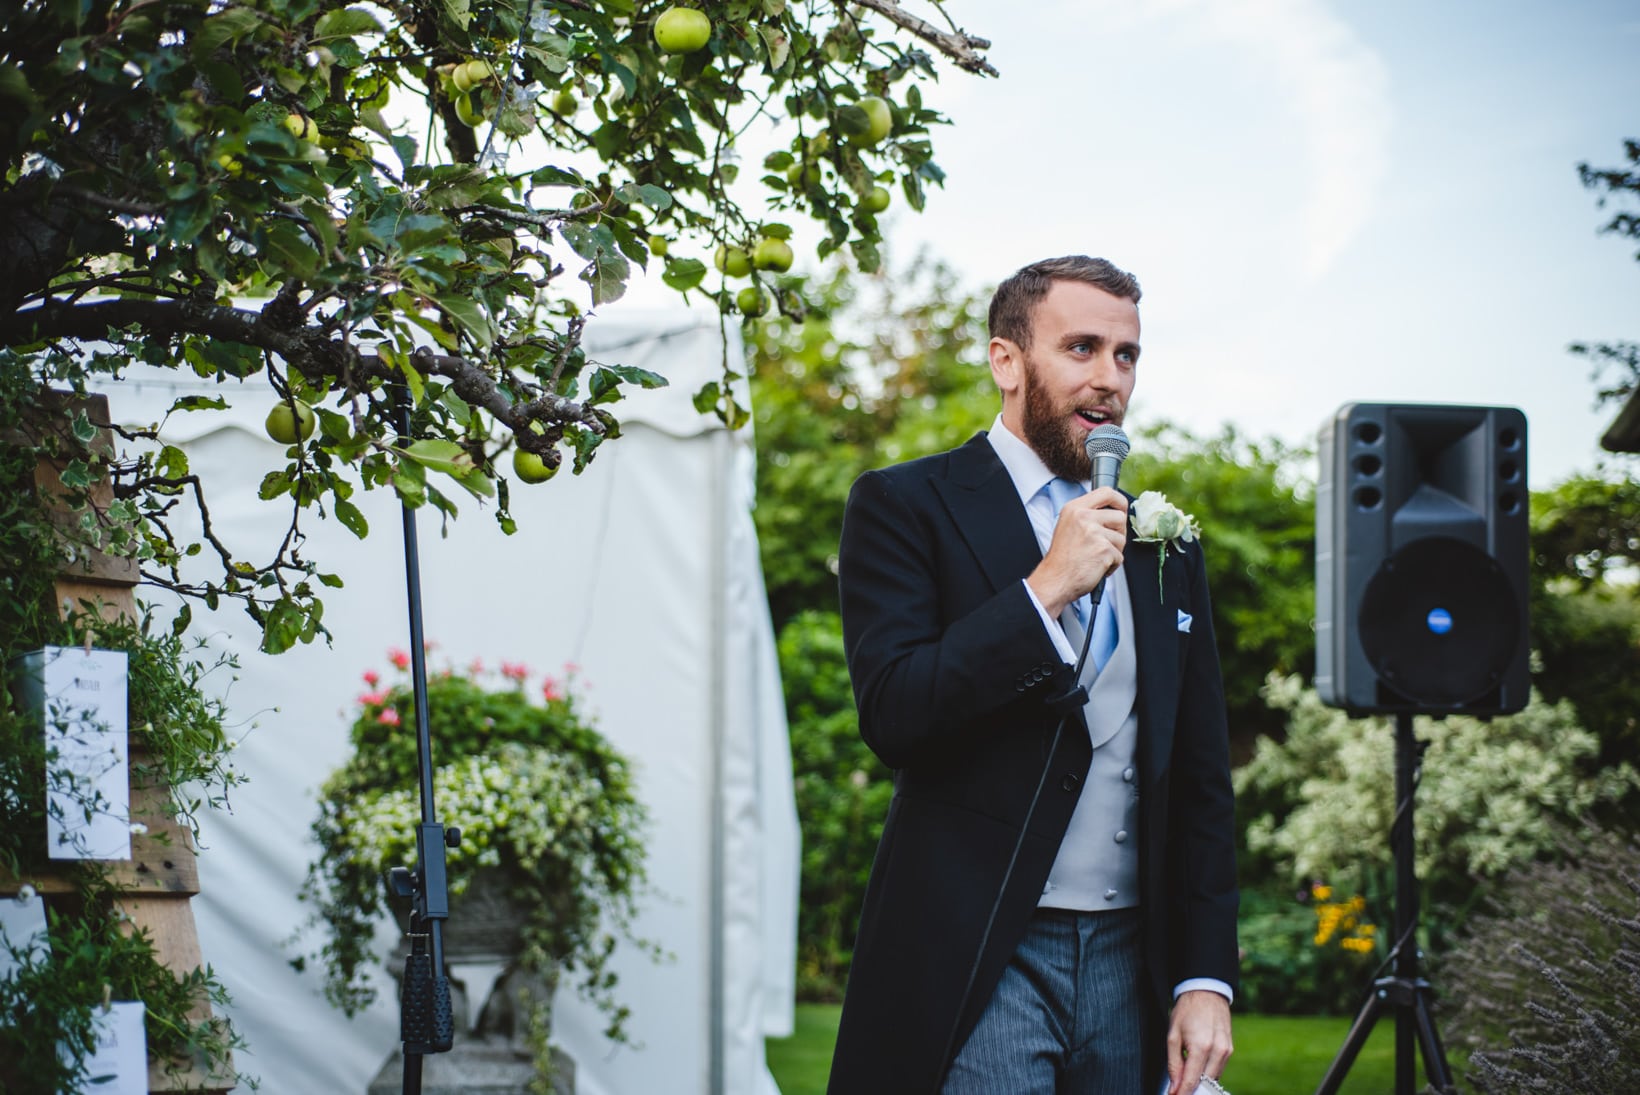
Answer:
top-left (767, 1006), bottom-right (1400, 1095)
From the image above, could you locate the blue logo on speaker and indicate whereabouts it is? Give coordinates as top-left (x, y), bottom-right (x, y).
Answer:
top-left (1427, 607), bottom-right (1453, 635)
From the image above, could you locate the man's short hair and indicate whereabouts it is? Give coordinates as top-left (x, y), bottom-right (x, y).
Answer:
top-left (988, 256), bottom-right (1142, 349)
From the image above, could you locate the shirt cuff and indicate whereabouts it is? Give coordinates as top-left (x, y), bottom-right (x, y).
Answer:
top-left (1021, 579), bottom-right (1077, 663)
top-left (1172, 978), bottom-right (1233, 1004)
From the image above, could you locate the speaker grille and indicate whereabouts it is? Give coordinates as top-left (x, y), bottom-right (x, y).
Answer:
top-left (1357, 537), bottom-right (1521, 708)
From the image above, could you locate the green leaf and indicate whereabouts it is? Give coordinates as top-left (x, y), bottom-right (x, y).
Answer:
top-left (390, 134), bottom-right (419, 173)
top-left (59, 459), bottom-right (95, 490)
top-left (169, 395), bottom-right (230, 413)
top-left (587, 367), bottom-right (622, 405)
top-left (333, 498), bottom-right (369, 539)
top-left (0, 63), bottom-right (32, 107)
top-left (264, 222), bottom-right (321, 279)
top-left (437, 297), bottom-right (492, 349)
top-left (314, 7), bottom-right (385, 37)
top-left (157, 445), bottom-right (190, 480)
top-left (260, 597), bottom-right (306, 654)
top-left (400, 438), bottom-right (478, 477)
top-left (259, 471), bottom-right (293, 500)
top-left (439, 0), bottom-right (473, 31)
top-left (71, 410), bottom-right (96, 443)
top-left (193, 7), bottom-right (264, 59)
top-left (581, 251), bottom-right (629, 305)
top-left (758, 24), bottom-right (791, 71)
top-left (531, 165), bottom-right (586, 188)
top-left (662, 257), bottom-right (707, 292)
top-left (617, 183), bottom-right (672, 212)
top-left (440, 388), bottom-right (473, 427)
top-left (692, 381), bottom-right (723, 416)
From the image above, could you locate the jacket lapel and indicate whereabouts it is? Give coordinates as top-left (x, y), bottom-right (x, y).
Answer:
top-left (930, 434), bottom-right (1043, 593)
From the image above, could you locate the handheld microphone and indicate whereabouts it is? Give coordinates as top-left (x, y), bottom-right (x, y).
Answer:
top-left (1081, 424), bottom-right (1130, 617)
top-left (1085, 424), bottom-right (1130, 489)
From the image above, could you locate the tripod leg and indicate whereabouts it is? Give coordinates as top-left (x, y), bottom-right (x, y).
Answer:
top-left (1314, 984), bottom-right (1388, 1095)
top-left (1412, 987), bottom-right (1457, 1094)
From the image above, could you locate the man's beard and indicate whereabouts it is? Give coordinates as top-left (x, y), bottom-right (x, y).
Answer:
top-left (1019, 358), bottom-right (1121, 481)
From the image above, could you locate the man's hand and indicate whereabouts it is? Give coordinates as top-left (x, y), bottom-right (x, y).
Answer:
top-left (1027, 486), bottom-right (1129, 618)
top-left (1167, 989), bottom-right (1232, 1095)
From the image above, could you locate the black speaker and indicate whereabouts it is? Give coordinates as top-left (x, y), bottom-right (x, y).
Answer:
top-left (1316, 403), bottom-right (1530, 715)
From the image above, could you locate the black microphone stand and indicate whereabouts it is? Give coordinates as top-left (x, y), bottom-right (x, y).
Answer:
top-left (384, 383), bottom-right (456, 1092)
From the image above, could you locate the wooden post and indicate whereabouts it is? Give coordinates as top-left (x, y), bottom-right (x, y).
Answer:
top-left (10, 391), bottom-right (233, 1093)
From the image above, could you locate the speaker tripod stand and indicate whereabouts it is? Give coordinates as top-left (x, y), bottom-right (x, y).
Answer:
top-left (1315, 712), bottom-right (1456, 1095)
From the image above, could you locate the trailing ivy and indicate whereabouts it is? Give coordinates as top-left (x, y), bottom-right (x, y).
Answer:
top-left (0, 378), bottom-right (250, 1091)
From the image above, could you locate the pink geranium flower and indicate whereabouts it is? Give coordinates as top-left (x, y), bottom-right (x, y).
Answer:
top-left (378, 707), bottom-right (401, 726)
top-left (501, 661), bottom-right (529, 683)
top-left (363, 669), bottom-right (381, 687)
top-left (541, 678), bottom-right (563, 702)
top-left (388, 647), bottom-right (410, 670)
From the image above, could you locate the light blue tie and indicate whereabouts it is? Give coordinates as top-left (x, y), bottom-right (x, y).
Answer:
top-left (1044, 477), bottom-right (1120, 673)
top-left (1044, 477), bottom-right (1090, 629)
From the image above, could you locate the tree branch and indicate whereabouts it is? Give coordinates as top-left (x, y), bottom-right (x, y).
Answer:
top-left (843, 0), bottom-right (997, 77)
top-left (3, 298), bottom-right (609, 437)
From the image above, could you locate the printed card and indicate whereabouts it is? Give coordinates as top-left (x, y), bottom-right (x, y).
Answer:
top-left (12, 647), bottom-right (132, 860)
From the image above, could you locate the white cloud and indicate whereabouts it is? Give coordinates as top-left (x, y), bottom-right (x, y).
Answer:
top-left (1046, 0), bottom-right (1393, 278)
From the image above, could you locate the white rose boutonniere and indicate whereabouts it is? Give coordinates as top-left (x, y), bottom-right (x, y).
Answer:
top-left (1130, 490), bottom-right (1201, 600)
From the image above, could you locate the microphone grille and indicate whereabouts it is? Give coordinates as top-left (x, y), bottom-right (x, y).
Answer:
top-left (1084, 424), bottom-right (1130, 462)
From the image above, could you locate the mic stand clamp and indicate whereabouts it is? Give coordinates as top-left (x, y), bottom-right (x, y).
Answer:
top-left (388, 823), bottom-right (459, 1059)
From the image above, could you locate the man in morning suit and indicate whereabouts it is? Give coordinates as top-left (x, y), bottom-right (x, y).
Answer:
top-left (826, 255), bottom-right (1238, 1094)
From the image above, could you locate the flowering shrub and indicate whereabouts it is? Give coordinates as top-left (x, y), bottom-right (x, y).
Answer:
top-left (1236, 673), bottom-right (1638, 901)
top-left (1309, 884), bottom-right (1378, 955)
top-left (297, 654), bottom-right (648, 1043)
top-left (1236, 880), bottom-right (1384, 1015)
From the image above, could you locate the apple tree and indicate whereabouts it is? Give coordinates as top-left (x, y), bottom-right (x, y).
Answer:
top-left (0, 0), bottom-right (996, 651)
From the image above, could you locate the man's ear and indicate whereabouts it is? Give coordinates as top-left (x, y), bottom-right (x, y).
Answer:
top-left (989, 336), bottom-right (1023, 396)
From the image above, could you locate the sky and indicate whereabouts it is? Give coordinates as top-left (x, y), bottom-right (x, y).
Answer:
top-left (629, 0), bottom-right (1639, 489)
top-left (892, 0), bottom-right (1640, 488)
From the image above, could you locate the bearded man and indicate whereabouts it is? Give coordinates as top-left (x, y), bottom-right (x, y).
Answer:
top-left (827, 255), bottom-right (1239, 1095)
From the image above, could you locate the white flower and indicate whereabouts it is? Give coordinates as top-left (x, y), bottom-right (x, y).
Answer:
top-left (1129, 491), bottom-right (1201, 601)
top-left (129, 822), bottom-right (149, 835)
top-left (1130, 491), bottom-right (1198, 545)
top-left (15, 884), bottom-right (36, 902)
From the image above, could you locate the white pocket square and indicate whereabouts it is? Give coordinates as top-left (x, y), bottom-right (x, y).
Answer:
top-left (1176, 610), bottom-right (1193, 633)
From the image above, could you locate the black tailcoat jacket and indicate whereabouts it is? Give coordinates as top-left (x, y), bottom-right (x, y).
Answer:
top-left (826, 434), bottom-right (1239, 1094)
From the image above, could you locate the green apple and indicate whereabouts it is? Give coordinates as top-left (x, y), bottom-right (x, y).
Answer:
top-left (648, 234), bottom-right (669, 257)
top-left (736, 286), bottom-right (768, 317)
top-left (786, 161), bottom-right (820, 189)
top-left (714, 244), bottom-right (751, 278)
top-left (282, 112), bottom-right (306, 139)
top-left (851, 96), bottom-right (893, 146)
top-left (654, 6), bottom-right (712, 53)
top-left (512, 447), bottom-right (558, 484)
top-left (265, 400), bottom-right (315, 444)
top-left (451, 58), bottom-right (492, 93)
top-left (752, 236), bottom-right (794, 272)
top-left (552, 88), bottom-right (577, 115)
top-left (454, 92), bottom-right (485, 127)
top-left (863, 185), bottom-right (891, 213)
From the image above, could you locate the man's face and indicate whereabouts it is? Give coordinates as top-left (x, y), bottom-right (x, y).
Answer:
top-left (989, 280), bottom-right (1141, 481)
